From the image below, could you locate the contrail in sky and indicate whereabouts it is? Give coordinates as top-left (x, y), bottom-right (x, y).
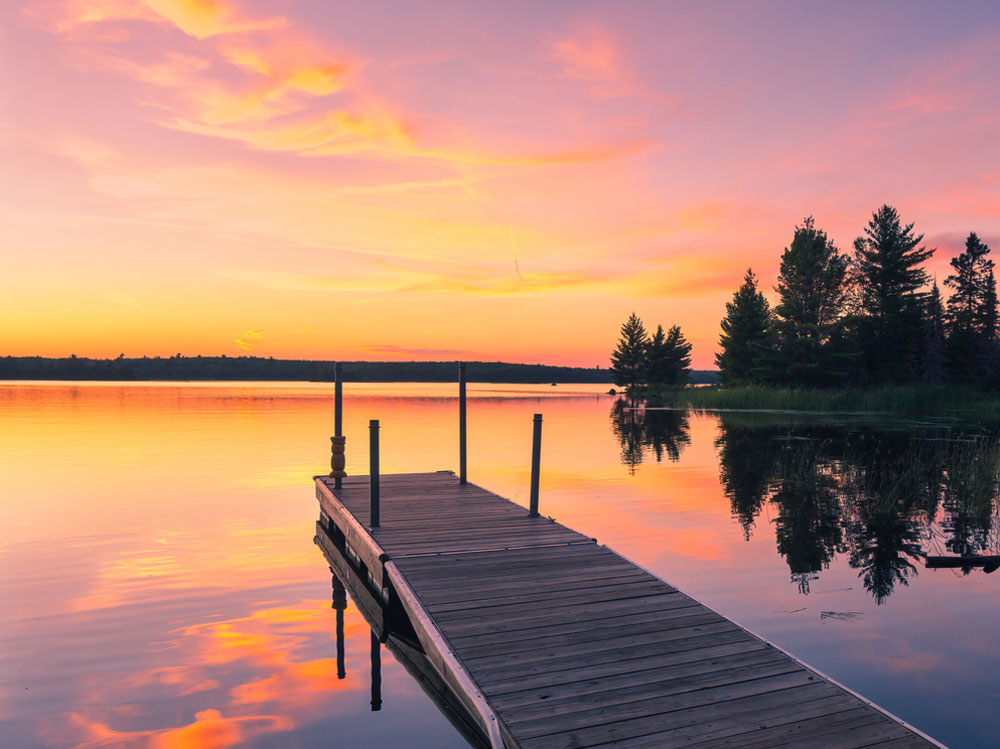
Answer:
top-left (509, 221), bottom-right (524, 283)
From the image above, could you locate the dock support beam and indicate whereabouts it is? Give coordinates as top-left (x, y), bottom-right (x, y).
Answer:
top-left (331, 570), bottom-right (347, 679)
top-left (459, 363), bottom-right (467, 484)
top-left (369, 419), bottom-right (380, 527)
top-left (529, 413), bottom-right (542, 517)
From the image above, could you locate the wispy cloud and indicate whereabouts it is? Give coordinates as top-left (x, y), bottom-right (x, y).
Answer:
top-left (857, 32), bottom-right (1000, 132)
top-left (234, 329), bottom-right (263, 350)
top-left (551, 24), bottom-right (637, 98)
top-left (108, 293), bottom-right (140, 308)
top-left (30, 0), bottom-right (646, 167)
top-left (550, 22), bottom-right (672, 104)
top-left (225, 245), bottom-right (742, 299)
top-left (26, 0), bottom-right (286, 39)
top-left (365, 344), bottom-right (471, 357)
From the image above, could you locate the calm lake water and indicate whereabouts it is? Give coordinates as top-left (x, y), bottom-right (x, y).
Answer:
top-left (2, 381), bottom-right (998, 747)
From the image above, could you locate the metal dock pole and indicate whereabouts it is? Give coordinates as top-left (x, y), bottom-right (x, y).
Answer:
top-left (333, 363), bottom-right (344, 489)
top-left (529, 413), bottom-right (542, 517)
top-left (369, 419), bottom-right (380, 527)
top-left (459, 363), bottom-right (467, 484)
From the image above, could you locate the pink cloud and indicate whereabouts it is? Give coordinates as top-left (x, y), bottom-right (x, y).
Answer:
top-left (551, 23), bottom-right (646, 100)
top-left (25, 0), bottom-right (286, 39)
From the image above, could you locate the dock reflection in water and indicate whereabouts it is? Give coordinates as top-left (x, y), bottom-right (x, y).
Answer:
top-left (314, 520), bottom-right (489, 748)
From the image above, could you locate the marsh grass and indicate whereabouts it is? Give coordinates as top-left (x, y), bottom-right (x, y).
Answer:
top-left (766, 430), bottom-right (1000, 515)
top-left (651, 384), bottom-right (1000, 416)
top-left (941, 438), bottom-right (1000, 513)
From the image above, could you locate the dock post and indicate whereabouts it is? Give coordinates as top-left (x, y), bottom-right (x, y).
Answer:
top-left (369, 419), bottom-right (380, 527)
top-left (529, 413), bottom-right (542, 517)
top-left (334, 363), bottom-right (343, 436)
top-left (370, 631), bottom-right (382, 711)
top-left (459, 362), bottom-right (467, 484)
top-left (330, 363), bottom-right (346, 490)
top-left (331, 570), bottom-right (347, 679)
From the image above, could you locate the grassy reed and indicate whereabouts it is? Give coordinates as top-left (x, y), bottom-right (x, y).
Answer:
top-left (651, 384), bottom-right (1000, 416)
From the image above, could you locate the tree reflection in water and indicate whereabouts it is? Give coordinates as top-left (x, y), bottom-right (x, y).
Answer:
top-left (610, 399), bottom-right (691, 473)
top-left (613, 404), bottom-right (1000, 603)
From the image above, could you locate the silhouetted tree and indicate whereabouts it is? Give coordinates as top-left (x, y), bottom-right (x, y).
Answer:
top-left (983, 270), bottom-right (999, 343)
top-left (846, 506), bottom-right (922, 605)
top-left (610, 313), bottom-right (649, 394)
top-left (699, 411), bottom-right (1000, 601)
top-left (610, 400), bottom-right (691, 471)
top-left (716, 269), bottom-right (772, 384)
top-left (715, 416), bottom-right (773, 539)
top-left (982, 272), bottom-right (1000, 386)
top-left (611, 399), bottom-right (645, 472)
top-left (765, 218), bottom-right (852, 385)
top-left (646, 325), bottom-right (670, 387)
top-left (922, 282), bottom-right (947, 383)
top-left (651, 325), bottom-right (693, 386)
top-left (644, 408), bottom-right (691, 462)
top-left (851, 205), bottom-right (934, 381)
top-left (946, 232), bottom-right (997, 381)
top-left (770, 439), bottom-right (845, 592)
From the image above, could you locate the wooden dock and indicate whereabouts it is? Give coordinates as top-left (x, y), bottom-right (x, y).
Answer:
top-left (315, 471), bottom-right (941, 749)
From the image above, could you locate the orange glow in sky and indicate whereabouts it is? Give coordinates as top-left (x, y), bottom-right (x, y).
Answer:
top-left (3, 1), bottom-right (999, 367)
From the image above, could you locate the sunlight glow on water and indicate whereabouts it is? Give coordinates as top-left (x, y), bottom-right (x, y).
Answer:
top-left (2, 382), bottom-right (998, 747)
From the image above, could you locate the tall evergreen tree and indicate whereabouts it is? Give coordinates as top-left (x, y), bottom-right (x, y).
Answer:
top-left (648, 324), bottom-right (692, 386)
top-left (922, 281), bottom-right (947, 384)
top-left (610, 313), bottom-right (649, 393)
top-left (945, 232), bottom-right (998, 381)
top-left (851, 205), bottom-right (934, 381)
top-left (981, 269), bottom-right (1000, 387)
top-left (981, 268), bottom-right (998, 343)
top-left (646, 325), bottom-right (669, 386)
top-left (946, 233), bottom-right (989, 331)
top-left (661, 325), bottom-right (693, 386)
top-left (766, 217), bottom-right (851, 385)
top-left (716, 269), bottom-right (771, 384)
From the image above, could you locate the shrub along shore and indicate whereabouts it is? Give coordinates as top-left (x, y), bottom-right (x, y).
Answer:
top-left (648, 383), bottom-right (1000, 417)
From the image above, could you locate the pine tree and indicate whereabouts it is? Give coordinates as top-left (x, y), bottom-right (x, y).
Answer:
top-left (945, 232), bottom-right (996, 381)
top-left (661, 325), bottom-right (693, 386)
top-left (716, 269), bottom-right (771, 385)
top-left (851, 205), bottom-right (934, 381)
top-left (766, 217), bottom-right (851, 385)
top-left (980, 269), bottom-right (1000, 386)
top-left (610, 313), bottom-right (649, 393)
top-left (646, 325), bottom-right (669, 387)
top-left (981, 268), bottom-right (998, 343)
top-left (922, 282), bottom-right (946, 384)
top-left (946, 233), bottom-right (988, 332)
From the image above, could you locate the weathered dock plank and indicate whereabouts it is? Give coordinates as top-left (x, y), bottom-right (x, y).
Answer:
top-left (314, 472), bottom-right (941, 749)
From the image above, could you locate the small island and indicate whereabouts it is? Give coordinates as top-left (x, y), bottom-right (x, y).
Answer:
top-left (609, 206), bottom-right (999, 414)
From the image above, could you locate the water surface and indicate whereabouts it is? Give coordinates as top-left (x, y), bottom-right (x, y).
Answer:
top-left (2, 382), bottom-right (997, 747)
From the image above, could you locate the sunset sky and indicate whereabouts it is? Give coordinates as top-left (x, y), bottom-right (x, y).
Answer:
top-left (3, 1), bottom-right (999, 368)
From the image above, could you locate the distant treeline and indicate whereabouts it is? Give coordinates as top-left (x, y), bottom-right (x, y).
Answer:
top-left (0, 354), bottom-right (720, 384)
